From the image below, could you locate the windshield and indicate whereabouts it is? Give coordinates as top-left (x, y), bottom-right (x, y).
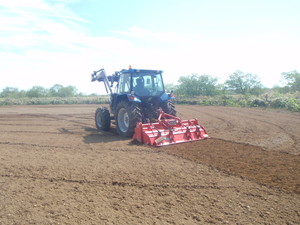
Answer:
top-left (132, 73), bottom-right (164, 97)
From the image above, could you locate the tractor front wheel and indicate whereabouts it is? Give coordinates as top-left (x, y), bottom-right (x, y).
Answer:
top-left (161, 100), bottom-right (177, 117)
top-left (95, 107), bottom-right (111, 131)
top-left (116, 101), bottom-right (142, 137)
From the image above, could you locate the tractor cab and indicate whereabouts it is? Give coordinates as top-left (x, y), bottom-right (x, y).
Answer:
top-left (117, 69), bottom-right (165, 98)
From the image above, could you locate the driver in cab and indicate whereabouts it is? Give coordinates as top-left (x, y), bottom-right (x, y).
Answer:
top-left (133, 78), bottom-right (150, 96)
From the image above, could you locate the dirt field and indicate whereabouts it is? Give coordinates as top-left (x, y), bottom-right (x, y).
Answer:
top-left (0, 104), bottom-right (299, 225)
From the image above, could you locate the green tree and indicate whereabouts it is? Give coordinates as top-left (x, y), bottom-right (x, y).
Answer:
top-left (176, 74), bottom-right (219, 97)
top-left (197, 75), bottom-right (219, 96)
top-left (176, 75), bottom-right (197, 97)
top-left (58, 85), bottom-right (78, 97)
top-left (26, 86), bottom-right (48, 98)
top-left (49, 84), bottom-right (77, 97)
top-left (281, 70), bottom-right (300, 92)
top-left (0, 87), bottom-right (25, 98)
top-left (225, 70), bottom-right (263, 95)
top-left (271, 85), bottom-right (290, 94)
top-left (49, 84), bottom-right (64, 97)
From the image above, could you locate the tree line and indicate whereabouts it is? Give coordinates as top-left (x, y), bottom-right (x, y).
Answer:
top-left (0, 84), bottom-right (82, 98)
top-left (166, 70), bottom-right (300, 97)
top-left (1, 70), bottom-right (299, 98)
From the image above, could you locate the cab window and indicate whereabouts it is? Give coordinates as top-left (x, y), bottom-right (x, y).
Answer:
top-left (117, 73), bottom-right (131, 93)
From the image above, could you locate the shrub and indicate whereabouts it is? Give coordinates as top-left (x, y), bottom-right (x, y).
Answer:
top-left (250, 98), bottom-right (267, 107)
top-left (270, 98), bottom-right (287, 108)
top-left (286, 98), bottom-right (300, 111)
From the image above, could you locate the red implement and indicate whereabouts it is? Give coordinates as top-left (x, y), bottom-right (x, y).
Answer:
top-left (132, 110), bottom-right (209, 147)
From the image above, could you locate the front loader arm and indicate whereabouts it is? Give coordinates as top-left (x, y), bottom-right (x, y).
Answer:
top-left (91, 68), bottom-right (113, 94)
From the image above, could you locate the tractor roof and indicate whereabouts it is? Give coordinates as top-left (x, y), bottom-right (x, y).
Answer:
top-left (120, 68), bottom-right (163, 74)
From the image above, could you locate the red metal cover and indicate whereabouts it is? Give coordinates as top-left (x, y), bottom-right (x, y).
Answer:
top-left (132, 111), bottom-right (209, 147)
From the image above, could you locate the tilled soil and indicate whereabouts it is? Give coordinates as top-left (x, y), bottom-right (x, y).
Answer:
top-left (0, 104), bottom-right (299, 225)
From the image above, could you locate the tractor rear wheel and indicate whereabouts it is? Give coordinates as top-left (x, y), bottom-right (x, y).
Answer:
top-left (161, 100), bottom-right (177, 117)
top-left (116, 101), bottom-right (142, 137)
top-left (95, 107), bottom-right (111, 131)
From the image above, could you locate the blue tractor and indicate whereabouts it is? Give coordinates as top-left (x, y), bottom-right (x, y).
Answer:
top-left (91, 67), bottom-right (176, 137)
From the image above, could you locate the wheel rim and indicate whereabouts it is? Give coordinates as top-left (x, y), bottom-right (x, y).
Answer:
top-left (96, 111), bottom-right (102, 128)
top-left (118, 108), bottom-right (129, 133)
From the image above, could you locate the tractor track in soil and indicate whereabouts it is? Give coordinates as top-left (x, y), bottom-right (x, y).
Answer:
top-left (184, 106), bottom-right (299, 154)
top-left (0, 104), bottom-right (299, 225)
top-left (1, 174), bottom-right (229, 191)
top-left (213, 107), bottom-right (299, 149)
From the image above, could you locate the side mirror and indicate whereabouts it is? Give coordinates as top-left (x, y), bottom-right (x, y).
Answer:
top-left (169, 90), bottom-right (175, 98)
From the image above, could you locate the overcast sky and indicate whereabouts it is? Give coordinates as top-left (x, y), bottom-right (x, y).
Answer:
top-left (0, 0), bottom-right (299, 94)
